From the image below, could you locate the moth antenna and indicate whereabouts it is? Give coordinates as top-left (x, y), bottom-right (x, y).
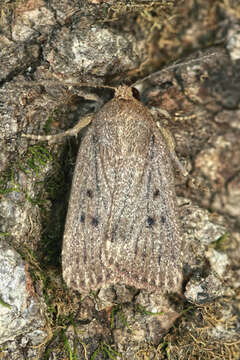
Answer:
top-left (19, 79), bottom-right (116, 91)
top-left (22, 114), bottom-right (93, 143)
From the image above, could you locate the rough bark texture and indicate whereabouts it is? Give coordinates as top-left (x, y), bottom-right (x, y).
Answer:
top-left (0, 0), bottom-right (240, 359)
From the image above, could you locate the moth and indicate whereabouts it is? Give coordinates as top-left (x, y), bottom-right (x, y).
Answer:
top-left (60, 85), bottom-right (184, 294)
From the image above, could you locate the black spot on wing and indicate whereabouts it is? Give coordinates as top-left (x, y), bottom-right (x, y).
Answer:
top-left (91, 217), bottom-right (99, 227)
top-left (149, 135), bottom-right (155, 159)
top-left (80, 213), bottom-right (85, 223)
top-left (145, 135), bottom-right (156, 256)
top-left (161, 215), bottom-right (166, 223)
top-left (156, 164), bottom-right (174, 266)
top-left (147, 216), bottom-right (155, 227)
top-left (86, 189), bottom-right (93, 198)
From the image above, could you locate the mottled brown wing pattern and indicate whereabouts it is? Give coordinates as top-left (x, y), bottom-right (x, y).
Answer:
top-left (99, 132), bottom-right (182, 293)
top-left (62, 93), bottom-right (183, 294)
top-left (62, 125), bottom-right (113, 292)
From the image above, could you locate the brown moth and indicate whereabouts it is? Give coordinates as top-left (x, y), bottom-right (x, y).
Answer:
top-left (61, 85), bottom-right (183, 294)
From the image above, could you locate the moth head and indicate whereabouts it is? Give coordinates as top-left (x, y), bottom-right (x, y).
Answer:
top-left (114, 85), bottom-right (140, 101)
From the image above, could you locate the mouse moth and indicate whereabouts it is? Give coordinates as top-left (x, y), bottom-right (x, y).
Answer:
top-left (60, 86), bottom-right (184, 294)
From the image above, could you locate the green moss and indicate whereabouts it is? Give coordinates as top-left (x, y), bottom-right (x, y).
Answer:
top-left (62, 329), bottom-right (78, 360)
top-left (111, 304), bottom-right (132, 332)
top-left (0, 297), bottom-right (11, 309)
top-left (43, 115), bottom-right (56, 135)
top-left (0, 232), bottom-right (9, 237)
top-left (90, 342), bottom-right (121, 360)
top-left (136, 304), bottom-right (164, 316)
top-left (0, 144), bottom-right (53, 199)
top-left (0, 167), bottom-right (20, 195)
top-left (18, 144), bottom-right (53, 177)
top-left (209, 232), bottom-right (230, 252)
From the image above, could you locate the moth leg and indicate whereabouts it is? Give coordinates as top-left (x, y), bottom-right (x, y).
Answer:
top-left (157, 124), bottom-right (188, 177)
top-left (22, 114), bottom-right (93, 143)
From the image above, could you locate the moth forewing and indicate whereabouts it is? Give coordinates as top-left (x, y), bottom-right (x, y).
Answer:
top-left (62, 86), bottom-right (183, 294)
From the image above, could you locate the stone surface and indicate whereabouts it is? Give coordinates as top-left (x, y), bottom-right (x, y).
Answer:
top-left (0, 241), bottom-right (47, 358)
